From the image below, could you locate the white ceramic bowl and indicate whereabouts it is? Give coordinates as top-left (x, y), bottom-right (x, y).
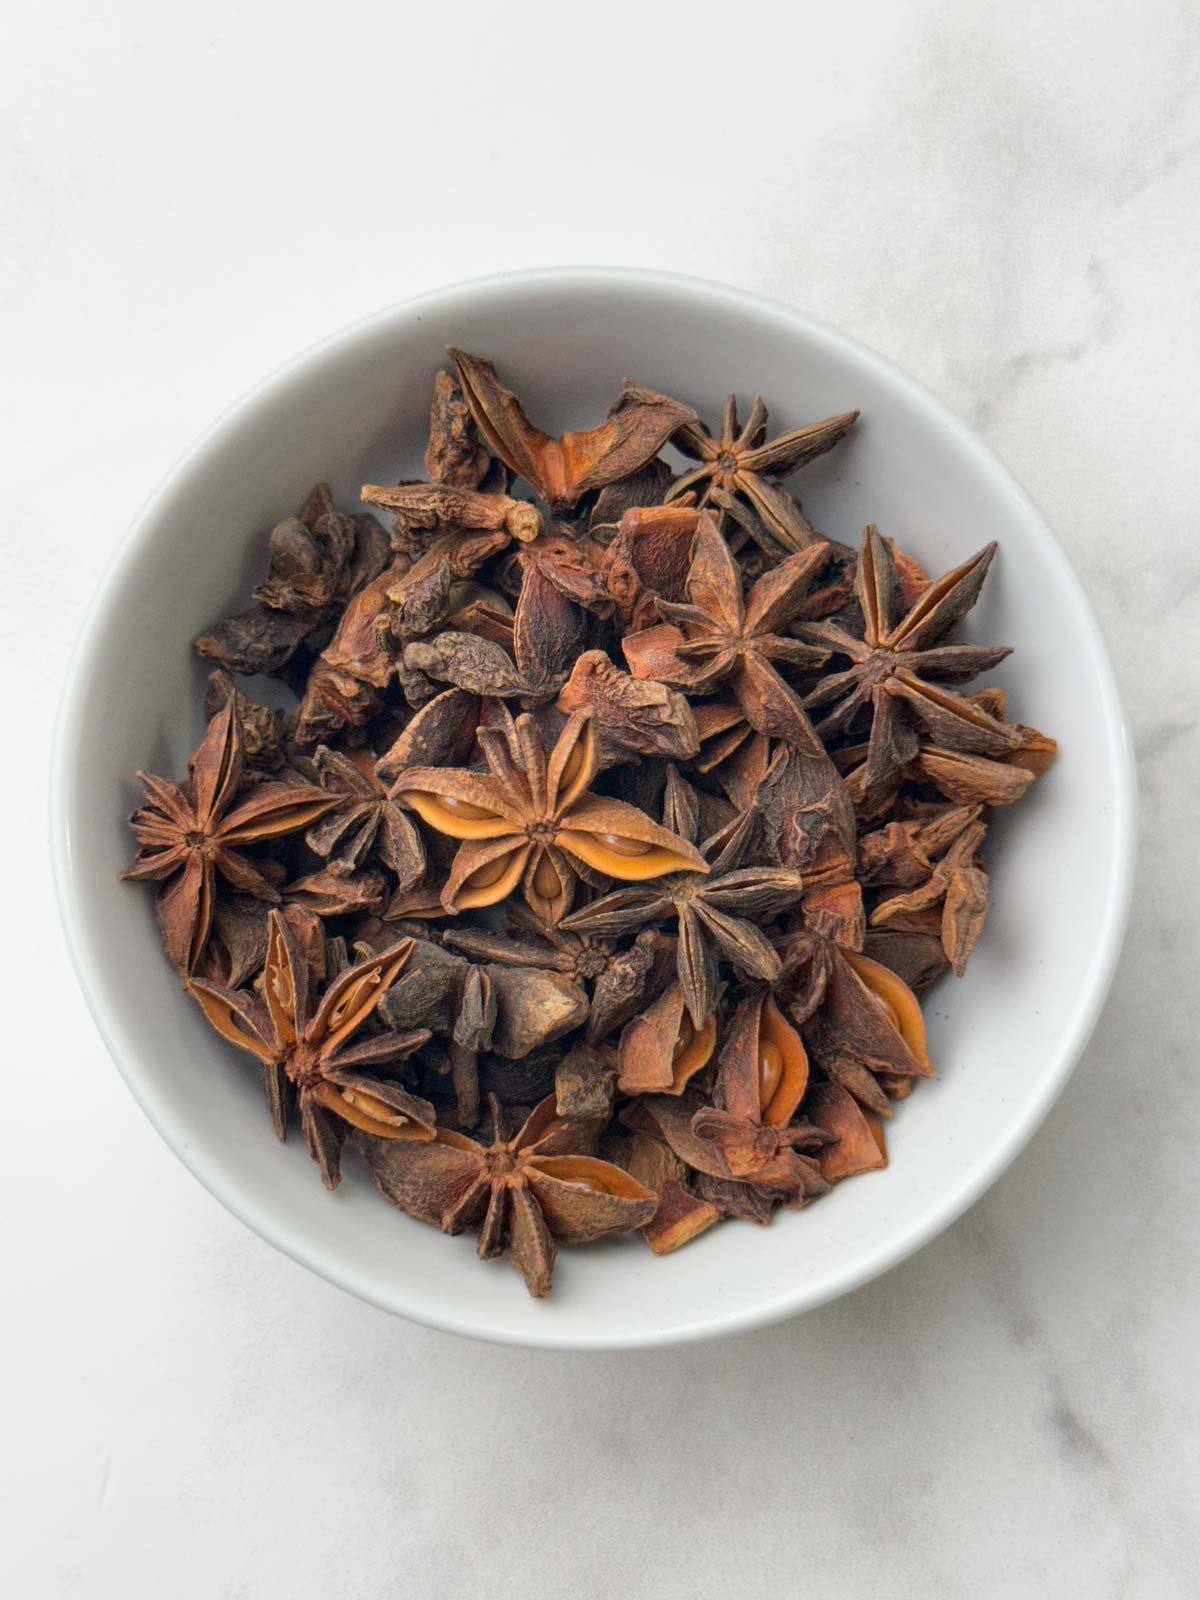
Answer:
top-left (52, 269), bottom-right (1135, 1349)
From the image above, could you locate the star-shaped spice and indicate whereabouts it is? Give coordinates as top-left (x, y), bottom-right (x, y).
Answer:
top-left (805, 1081), bottom-right (888, 1183)
top-left (616, 981), bottom-right (718, 1096)
top-left (868, 812), bottom-right (989, 977)
top-left (626, 991), bottom-right (831, 1216)
top-left (691, 991), bottom-right (824, 1190)
top-left (389, 709), bottom-right (707, 926)
top-left (776, 929), bottom-right (932, 1117)
top-left (622, 511), bottom-right (832, 755)
top-left (795, 525), bottom-right (1021, 789)
top-left (360, 1094), bottom-right (655, 1296)
top-left (360, 482), bottom-right (543, 545)
top-left (443, 910), bottom-right (675, 1047)
top-left (424, 368), bottom-right (491, 488)
top-left (194, 483), bottom-right (390, 682)
top-left (561, 771), bottom-right (805, 1026)
top-left (122, 698), bottom-right (337, 974)
top-left (447, 348), bottom-right (698, 511)
top-left (302, 745), bottom-right (427, 884)
top-left (293, 525), bottom-right (513, 747)
top-left (380, 931), bottom-right (587, 1128)
top-left (400, 534), bottom-right (595, 710)
top-left (556, 650), bottom-right (699, 764)
top-left (665, 392), bottom-right (858, 552)
top-left (188, 911), bottom-right (434, 1189)
top-left (857, 803), bottom-right (981, 889)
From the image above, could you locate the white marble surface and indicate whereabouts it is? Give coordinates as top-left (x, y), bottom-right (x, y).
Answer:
top-left (3, 1), bottom-right (1198, 1594)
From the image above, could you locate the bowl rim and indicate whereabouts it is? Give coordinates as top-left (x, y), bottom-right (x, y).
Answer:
top-left (51, 265), bottom-right (1137, 1350)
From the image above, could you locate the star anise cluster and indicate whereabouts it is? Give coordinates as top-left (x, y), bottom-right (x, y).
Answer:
top-left (122, 350), bottom-right (1055, 1296)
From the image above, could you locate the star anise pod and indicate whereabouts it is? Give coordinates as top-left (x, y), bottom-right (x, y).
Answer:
top-left (292, 530), bottom-right (511, 746)
top-left (359, 1093), bottom-right (655, 1296)
top-left (380, 931), bottom-right (587, 1127)
top-left (301, 745), bottom-right (426, 885)
top-left (616, 981), bottom-right (718, 1096)
top-left (122, 698), bottom-right (337, 973)
top-left (622, 511), bottom-right (832, 755)
top-left (188, 912), bottom-right (435, 1189)
top-left (389, 709), bottom-right (707, 926)
top-left (375, 686), bottom-right (486, 779)
top-left (360, 482), bottom-right (542, 547)
top-left (608, 1129), bottom-right (721, 1255)
top-left (868, 813), bottom-right (989, 977)
top-left (195, 483), bottom-right (389, 682)
top-left (739, 734), bottom-right (865, 948)
top-left (401, 535), bottom-right (592, 708)
top-left (857, 803), bottom-right (981, 888)
top-left (385, 530), bottom-right (514, 644)
top-left (425, 369), bottom-right (491, 488)
top-left (556, 650), bottom-right (699, 764)
top-left (599, 503), bottom-right (700, 630)
top-left (291, 555), bottom-right (410, 745)
top-left (805, 1081), bottom-right (888, 1183)
top-left (796, 525), bottom-right (1022, 789)
top-left (443, 911), bottom-right (675, 1046)
top-left (203, 671), bottom-right (287, 771)
top-left (397, 536), bottom-right (607, 715)
top-left (776, 928), bottom-right (932, 1116)
top-left (284, 865), bottom-right (389, 917)
top-left (561, 774), bottom-right (804, 1027)
top-left (447, 348), bottom-right (698, 511)
top-left (626, 992), bottom-right (831, 1213)
top-left (664, 393), bottom-right (858, 552)
top-left (691, 991), bottom-right (826, 1191)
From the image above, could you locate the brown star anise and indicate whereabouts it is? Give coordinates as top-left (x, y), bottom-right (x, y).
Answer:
top-left (622, 511), bottom-right (832, 755)
top-left (188, 912), bottom-right (435, 1189)
top-left (400, 536), bottom-right (594, 710)
top-left (380, 931), bottom-right (587, 1128)
top-left (616, 981), bottom-right (718, 1096)
top-left (857, 803), bottom-right (982, 888)
top-left (194, 483), bottom-right (390, 683)
top-left (360, 482), bottom-right (543, 546)
top-left (868, 812), bottom-right (989, 977)
top-left (805, 1081), bottom-right (888, 1183)
top-left (777, 928), bottom-right (932, 1117)
top-left (796, 525), bottom-right (1021, 789)
top-left (447, 348), bottom-right (698, 511)
top-left (442, 909), bottom-right (675, 1046)
top-left (612, 1129), bottom-right (721, 1256)
top-left (389, 709), bottom-right (707, 925)
top-left (556, 650), bottom-right (699, 764)
top-left (626, 991), bottom-right (831, 1215)
top-left (561, 775), bottom-right (805, 1026)
top-left (292, 527), bottom-right (513, 746)
top-left (302, 745), bottom-right (426, 885)
top-left (598, 503), bottom-right (700, 630)
top-left (424, 369), bottom-right (491, 488)
top-left (665, 392), bottom-right (858, 552)
top-left (691, 991), bottom-right (823, 1188)
top-left (122, 698), bottom-right (337, 973)
top-left (359, 1094), bottom-right (655, 1296)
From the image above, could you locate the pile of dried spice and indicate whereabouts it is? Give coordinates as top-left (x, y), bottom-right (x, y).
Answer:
top-left (122, 350), bottom-right (1056, 1296)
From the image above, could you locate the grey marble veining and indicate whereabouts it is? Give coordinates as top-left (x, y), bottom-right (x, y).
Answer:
top-left (3, 1), bottom-right (1198, 1595)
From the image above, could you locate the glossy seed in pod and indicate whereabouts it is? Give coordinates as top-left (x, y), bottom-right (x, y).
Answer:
top-left (467, 854), bottom-right (512, 890)
top-left (596, 832), bottom-right (652, 857)
top-left (532, 852), bottom-right (561, 901)
top-left (438, 794), bottom-right (497, 820)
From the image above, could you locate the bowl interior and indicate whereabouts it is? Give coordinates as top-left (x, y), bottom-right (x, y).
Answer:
top-left (54, 272), bottom-right (1132, 1348)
